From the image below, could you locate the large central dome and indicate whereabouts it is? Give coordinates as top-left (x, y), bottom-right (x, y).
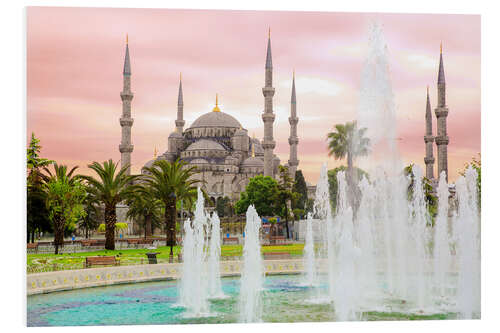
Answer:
top-left (189, 111), bottom-right (241, 129)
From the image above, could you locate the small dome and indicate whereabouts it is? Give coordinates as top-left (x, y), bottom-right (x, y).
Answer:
top-left (234, 128), bottom-right (247, 136)
top-left (242, 156), bottom-right (264, 167)
top-left (142, 158), bottom-right (159, 171)
top-left (189, 111), bottom-right (241, 129)
top-left (185, 139), bottom-right (226, 152)
top-left (169, 131), bottom-right (182, 138)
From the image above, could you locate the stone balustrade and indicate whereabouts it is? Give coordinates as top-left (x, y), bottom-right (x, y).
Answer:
top-left (27, 259), bottom-right (309, 295)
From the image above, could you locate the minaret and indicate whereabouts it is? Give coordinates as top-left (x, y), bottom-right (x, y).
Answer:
top-left (424, 86), bottom-right (435, 180)
top-left (435, 43), bottom-right (449, 181)
top-left (175, 73), bottom-right (185, 133)
top-left (288, 70), bottom-right (299, 178)
top-left (119, 34), bottom-right (134, 175)
top-left (262, 28), bottom-right (276, 177)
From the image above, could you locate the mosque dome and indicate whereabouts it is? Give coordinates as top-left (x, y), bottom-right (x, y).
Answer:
top-left (168, 131), bottom-right (182, 138)
top-left (189, 111), bottom-right (241, 129)
top-left (185, 139), bottom-right (226, 152)
top-left (242, 156), bottom-right (264, 167)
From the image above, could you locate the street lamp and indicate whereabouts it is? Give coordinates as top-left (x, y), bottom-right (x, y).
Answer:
top-left (168, 192), bottom-right (177, 263)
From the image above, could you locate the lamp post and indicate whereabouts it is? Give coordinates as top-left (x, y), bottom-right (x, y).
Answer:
top-left (168, 192), bottom-right (177, 263)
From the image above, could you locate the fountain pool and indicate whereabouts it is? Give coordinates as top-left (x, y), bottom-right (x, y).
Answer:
top-left (27, 274), bottom-right (457, 326)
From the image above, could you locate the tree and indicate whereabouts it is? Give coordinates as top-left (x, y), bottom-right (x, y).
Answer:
top-left (292, 170), bottom-right (308, 211)
top-left (235, 175), bottom-right (279, 217)
top-left (327, 166), bottom-right (368, 213)
top-left (276, 165), bottom-right (299, 239)
top-left (327, 121), bottom-right (370, 184)
top-left (77, 191), bottom-right (101, 239)
top-left (404, 163), bottom-right (437, 225)
top-left (42, 163), bottom-right (86, 254)
top-left (27, 133), bottom-right (54, 243)
top-left (216, 196), bottom-right (233, 218)
top-left (142, 159), bottom-right (201, 261)
top-left (79, 160), bottom-right (139, 250)
top-left (460, 153), bottom-right (481, 209)
top-left (126, 185), bottom-right (163, 238)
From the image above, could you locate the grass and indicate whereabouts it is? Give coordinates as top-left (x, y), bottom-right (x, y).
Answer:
top-left (27, 243), bottom-right (305, 273)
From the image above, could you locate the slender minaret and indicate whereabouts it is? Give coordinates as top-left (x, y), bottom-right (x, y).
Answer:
top-left (119, 34), bottom-right (134, 175)
top-left (288, 70), bottom-right (299, 178)
top-left (424, 86), bottom-right (435, 180)
top-left (175, 73), bottom-right (185, 133)
top-left (262, 28), bottom-right (276, 177)
top-left (435, 43), bottom-right (449, 181)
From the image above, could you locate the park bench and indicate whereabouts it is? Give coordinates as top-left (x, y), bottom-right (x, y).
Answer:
top-left (270, 236), bottom-right (286, 245)
top-left (27, 243), bottom-right (39, 253)
top-left (85, 256), bottom-right (120, 268)
top-left (223, 237), bottom-right (239, 245)
top-left (263, 252), bottom-right (291, 260)
top-left (81, 239), bottom-right (105, 247)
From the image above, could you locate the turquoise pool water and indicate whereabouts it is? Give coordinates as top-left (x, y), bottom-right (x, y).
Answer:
top-left (27, 274), bottom-right (454, 326)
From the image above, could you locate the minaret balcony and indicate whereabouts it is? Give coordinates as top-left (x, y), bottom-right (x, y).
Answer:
top-left (288, 159), bottom-right (299, 167)
top-left (424, 157), bottom-right (435, 164)
top-left (435, 136), bottom-right (449, 145)
top-left (119, 144), bottom-right (134, 153)
top-left (288, 137), bottom-right (299, 145)
top-left (120, 117), bottom-right (134, 127)
top-left (434, 107), bottom-right (449, 118)
top-left (424, 135), bottom-right (435, 143)
top-left (120, 91), bottom-right (134, 101)
top-left (262, 87), bottom-right (275, 96)
top-left (262, 140), bottom-right (276, 150)
top-left (288, 117), bottom-right (299, 125)
top-left (261, 113), bottom-right (275, 122)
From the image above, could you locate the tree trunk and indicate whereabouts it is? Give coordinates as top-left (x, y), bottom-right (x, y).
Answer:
top-left (53, 214), bottom-right (65, 255)
top-left (165, 199), bottom-right (177, 261)
top-left (31, 229), bottom-right (35, 243)
top-left (145, 214), bottom-right (152, 238)
top-left (347, 151), bottom-right (354, 185)
top-left (104, 204), bottom-right (116, 250)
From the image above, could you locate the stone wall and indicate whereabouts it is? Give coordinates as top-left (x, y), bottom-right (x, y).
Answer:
top-left (27, 259), bottom-right (306, 296)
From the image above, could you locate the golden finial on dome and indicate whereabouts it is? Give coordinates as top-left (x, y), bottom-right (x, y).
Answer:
top-left (251, 143), bottom-right (255, 158)
top-left (126, 34), bottom-right (128, 45)
top-left (440, 41), bottom-right (442, 54)
top-left (268, 27), bottom-right (271, 38)
top-left (212, 93), bottom-right (221, 112)
top-left (180, 72), bottom-right (182, 82)
top-left (154, 146), bottom-right (158, 158)
top-left (427, 85), bottom-right (429, 94)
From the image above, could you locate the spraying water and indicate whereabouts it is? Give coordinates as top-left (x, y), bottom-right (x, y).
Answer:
top-left (207, 212), bottom-right (226, 299)
top-left (455, 166), bottom-right (481, 318)
top-left (302, 213), bottom-right (316, 286)
top-left (332, 171), bottom-right (359, 321)
top-left (434, 171), bottom-right (452, 299)
top-left (239, 205), bottom-right (263, 322)
top-left (179, 188), bottom-right (210, 317)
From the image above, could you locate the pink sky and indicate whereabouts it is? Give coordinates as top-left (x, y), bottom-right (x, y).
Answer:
top-left (27, 7), bottom-right (480, 183)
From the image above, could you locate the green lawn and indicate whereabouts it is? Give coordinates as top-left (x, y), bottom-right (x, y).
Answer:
top-left (27, 243), bottom-right (305, 273)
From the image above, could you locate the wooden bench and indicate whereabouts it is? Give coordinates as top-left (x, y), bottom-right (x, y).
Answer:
top-left (270, 236), bottom-right (286, 245)
top-left (263, 252), bottom-right (291, 260)
top-left (85, 256), bottom-right (120, 268)
top-left (223, 237), bottom-right (239, 245)
top-left (27, 243), bottom-right (39, 253)
top-left (81, 239), bottom-right (105, 247)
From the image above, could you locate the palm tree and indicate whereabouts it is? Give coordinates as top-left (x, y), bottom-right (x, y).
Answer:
top-left (142, 159), bottom-right (201, 261)
top-left (78, 190), bottom-right (101, 239)
top-left (327, 121), bottom-right (370, 183)
top-left (126, 185), bottom-right (163, 238)
top-left (42, 163), bottom-right (85, 254)
top-left (79, 160), bottom-right (138, 250)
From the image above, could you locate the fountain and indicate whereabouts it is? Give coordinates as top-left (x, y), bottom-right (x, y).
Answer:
top-left (455, 166), bottom-right (481, 318)
top-left (434, 171), bottom-right (452, 300)
top-left (331, 171), bottom-right (359, 321)
top-left (179, 187), bottom-right (210, 317)
top-left (207, 212), bottom-right (226, 299)
top-left (302, 212), bottom-right (316, 286)
top-left (239, 205), bottom-right (263, 322)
